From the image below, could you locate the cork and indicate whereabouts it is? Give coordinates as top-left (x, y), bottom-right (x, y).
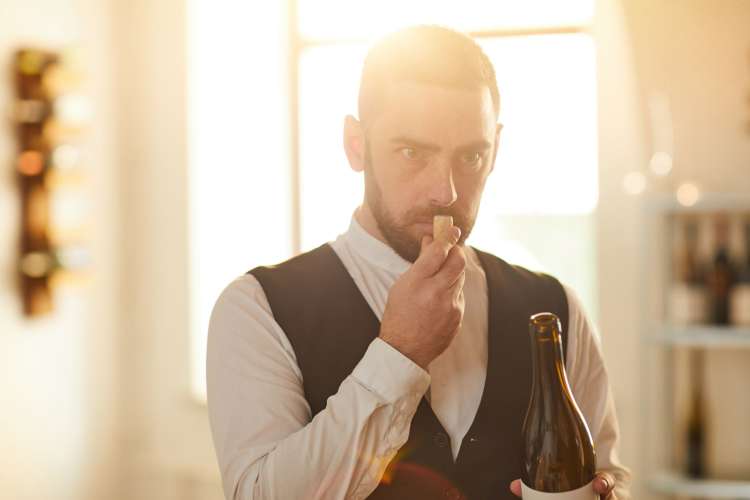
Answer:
top-left (433, 215), bottom-right (454, 245)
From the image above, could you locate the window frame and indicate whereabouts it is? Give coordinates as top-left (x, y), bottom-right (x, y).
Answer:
top-left (286, 0), bottom-right (591, 254)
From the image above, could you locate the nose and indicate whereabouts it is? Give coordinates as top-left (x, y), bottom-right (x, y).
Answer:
top-left (427, 162), bottom-right (458, 207)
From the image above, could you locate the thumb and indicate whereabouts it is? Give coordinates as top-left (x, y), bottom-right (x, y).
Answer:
top-left (593, 472), bottom-right (615, 495)
top-left (420, 235), bottom-right (433, 254)
top-left (509, 479), bottom-right (522, 497)
top-left (411, 235), bottom-right (447, 278)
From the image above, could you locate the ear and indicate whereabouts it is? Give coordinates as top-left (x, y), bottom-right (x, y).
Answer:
top-left (343, 115), bottom-right (366, 173)
top-left (488, 122), bottom-right (503, 175)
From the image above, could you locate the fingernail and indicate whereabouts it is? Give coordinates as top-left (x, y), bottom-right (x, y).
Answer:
top-left (598, 476), bottom-right (610, 490)
top-left (453, 226), bottom-right (462, 244)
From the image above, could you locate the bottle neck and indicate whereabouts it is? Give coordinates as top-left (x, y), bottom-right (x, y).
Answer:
top-left (530, 329), bottom-right (573, 411)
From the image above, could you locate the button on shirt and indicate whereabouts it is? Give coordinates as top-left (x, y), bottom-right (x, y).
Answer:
top-left (206, 211), bottom-right (632, 500)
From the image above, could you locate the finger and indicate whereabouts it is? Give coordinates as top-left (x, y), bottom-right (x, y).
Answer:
top-left (447, 269), bottom-right (466, 295)
top-left (412, 231), bottom-right (459, 278)
top-left (420, 235), bottom-right (432, 253)
top-left (509, 479), bottom-right (522, 497)
top-left (447, 275), bottom-right (466, 316)
top-left (593, 472), bottom-right (615, 495)
top-left (435, 225), bottom-right (461, 251)
top-left (412, 236), bottom-right (445, 278)
top-left (435, 245), bottom-right (467, 289)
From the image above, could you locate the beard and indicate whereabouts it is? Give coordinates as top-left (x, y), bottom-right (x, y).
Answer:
top-left (363, 145), bottom-right (476, 263)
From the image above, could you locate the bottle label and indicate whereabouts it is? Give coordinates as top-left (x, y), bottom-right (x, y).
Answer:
top-left (521, 480), bottom-right (597, 499)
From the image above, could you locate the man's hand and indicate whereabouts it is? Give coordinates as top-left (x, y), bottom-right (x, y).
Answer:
top-left (379, 227), bottom-right (466, 370)
top-left (509, 472), bottom-right (617, 499)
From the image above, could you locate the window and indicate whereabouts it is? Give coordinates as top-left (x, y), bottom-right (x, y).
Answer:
top-left (296, 7), bottom-right (599, 316)
top-left (189, 1), bottom-right (598, 401)
top-left (187, 1), bottom-right (293, 401)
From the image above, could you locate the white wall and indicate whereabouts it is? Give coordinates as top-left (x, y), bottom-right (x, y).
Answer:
top-left (594, 0), bottom-right (650, 496)
top-left (0, 0), bottom-right (121, 499)
top-left (114, 0), bottom-right (224, 497)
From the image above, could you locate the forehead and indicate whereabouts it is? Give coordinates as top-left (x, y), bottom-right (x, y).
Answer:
top-left (368, 80), bottom-right (496, 145)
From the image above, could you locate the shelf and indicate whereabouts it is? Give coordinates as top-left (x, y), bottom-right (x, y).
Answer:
top-left (657, 325), bottom-right (750, 348)
top-left (644, 193), bottom-right (750, 213)
top-left (650, 471), bottom-right (750, 499)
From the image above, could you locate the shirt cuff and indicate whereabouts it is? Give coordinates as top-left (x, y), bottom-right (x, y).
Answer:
top-left (351, 338), bottom-right (431, 404)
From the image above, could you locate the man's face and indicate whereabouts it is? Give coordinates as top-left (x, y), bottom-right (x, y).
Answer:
top-left (362, 80), bottom-right (500, 262)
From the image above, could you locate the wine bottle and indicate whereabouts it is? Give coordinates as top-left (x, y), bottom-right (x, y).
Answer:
top-left (685, 349), bottom-right (706, 478)
top-left (522, 312), bottom-right (597, 499)
top-left (729, 216), bottom-right (750, 325)
top-left (668, 215), bottom-right (708, 325)
top-left (705, 214), bottom-right (735, 324)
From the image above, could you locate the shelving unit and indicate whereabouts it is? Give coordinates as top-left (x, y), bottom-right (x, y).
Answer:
top-left (650, 471), bottom-right (750, 499)
top-left (656, 325), bottom-right (750, 348)
top-left (640, 194), bottom-right (750, 500)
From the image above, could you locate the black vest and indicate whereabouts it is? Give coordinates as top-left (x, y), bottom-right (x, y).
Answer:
top-left (249, 244), bottom-right (568, 500)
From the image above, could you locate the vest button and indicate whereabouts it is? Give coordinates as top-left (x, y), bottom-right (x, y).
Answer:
top-left (433, 431), bottom-right (450, 448)
top-left (443, 487), bottom-right (463, 500)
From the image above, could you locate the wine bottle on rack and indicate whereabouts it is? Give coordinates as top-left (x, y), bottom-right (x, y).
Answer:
top-left (686, 349), bottom-right (706, 478)
top-left (705, 214), bottom-right (735, 325)
top-left (669, 215), bottom-right (708, 324)
top-left (730, 216), bottom-right (750, 325)
top-left (522, 313), bottom-right (597, 499)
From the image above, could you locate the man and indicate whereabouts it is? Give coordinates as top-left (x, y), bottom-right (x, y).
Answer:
top-left (207, 25), bottom-right (631, 499)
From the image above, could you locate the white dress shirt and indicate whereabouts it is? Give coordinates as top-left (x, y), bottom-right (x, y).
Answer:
top-left (206, 211), bottom-right (631, 500)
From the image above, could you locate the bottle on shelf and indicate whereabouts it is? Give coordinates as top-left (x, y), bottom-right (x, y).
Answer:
top-left (17, 49), bottom-right (45, 76)
top-left (668, 215), bottom-right (708, 325)
top-left (685, 349), bottom-right (707, 478)
top-left (13, 99), bottom-right (49, 124)
top-left (729, 214), bottom-right (750, 326)
top-left (705, 214), bottom-right (736, 325)
top-left (19, 245), bottom-right (91, 281)
top-left (522, 312), bottom-right (597, 499)
top-left (16, 150), bottom-right (46, 176)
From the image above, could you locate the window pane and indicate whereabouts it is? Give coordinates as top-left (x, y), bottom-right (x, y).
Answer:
top-left (297, 33), bottom-right (598, 315)
top-left (298, 44), bottom-right (368, 251)
top-left (479, 34), bottom-right (598, 214)
top-left (188, 1), bottom-right (293, 401)
top-left (298, 0), bottom-right (594, 41)
top-left (298, 34), bottom-right (597, 247)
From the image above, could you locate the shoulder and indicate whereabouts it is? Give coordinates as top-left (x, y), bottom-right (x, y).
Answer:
top-left (247, 244), bottom-right (349, 298)
top-left (469, 246), bottom-right (567, 297)
top-left (209, 273), bottom-right (275, 335)
top-left (208, 273), bottom-right (303, 377)
top-left (248, 244), bottom-right (333, 276)
top-left (559, 280), bottom-right (603, 348)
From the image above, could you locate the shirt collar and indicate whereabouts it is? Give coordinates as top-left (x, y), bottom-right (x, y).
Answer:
top-left (342, 208), bottom-right (411, 275)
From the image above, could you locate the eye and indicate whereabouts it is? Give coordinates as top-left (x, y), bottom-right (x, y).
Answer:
top-left (401, 147), bottom-right (419, 160)
top-left (461, 151), bottom-right (482, 167)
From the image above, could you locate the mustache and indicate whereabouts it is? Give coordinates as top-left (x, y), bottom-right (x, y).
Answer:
top-left (405, 207), bottom-right (460, 224)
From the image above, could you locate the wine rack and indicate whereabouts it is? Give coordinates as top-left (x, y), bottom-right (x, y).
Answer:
top-left (12, 48), bottom-right (92, 316)
top-left (641, 193), bottom-right (750, 500)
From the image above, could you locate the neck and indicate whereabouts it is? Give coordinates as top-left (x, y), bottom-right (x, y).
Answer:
top-left (355, 204), bottom-right (389, 245)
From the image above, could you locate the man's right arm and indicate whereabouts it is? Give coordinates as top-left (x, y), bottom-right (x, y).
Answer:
top-left (206, 274), bottom-right (431, 500)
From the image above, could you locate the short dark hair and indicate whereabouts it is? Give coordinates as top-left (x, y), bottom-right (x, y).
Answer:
top-left (357, 25), bottom-right (500, 129)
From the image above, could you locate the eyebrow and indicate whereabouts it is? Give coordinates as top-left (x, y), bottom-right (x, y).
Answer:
top-left (390, 136), bottom-right (492, 152)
